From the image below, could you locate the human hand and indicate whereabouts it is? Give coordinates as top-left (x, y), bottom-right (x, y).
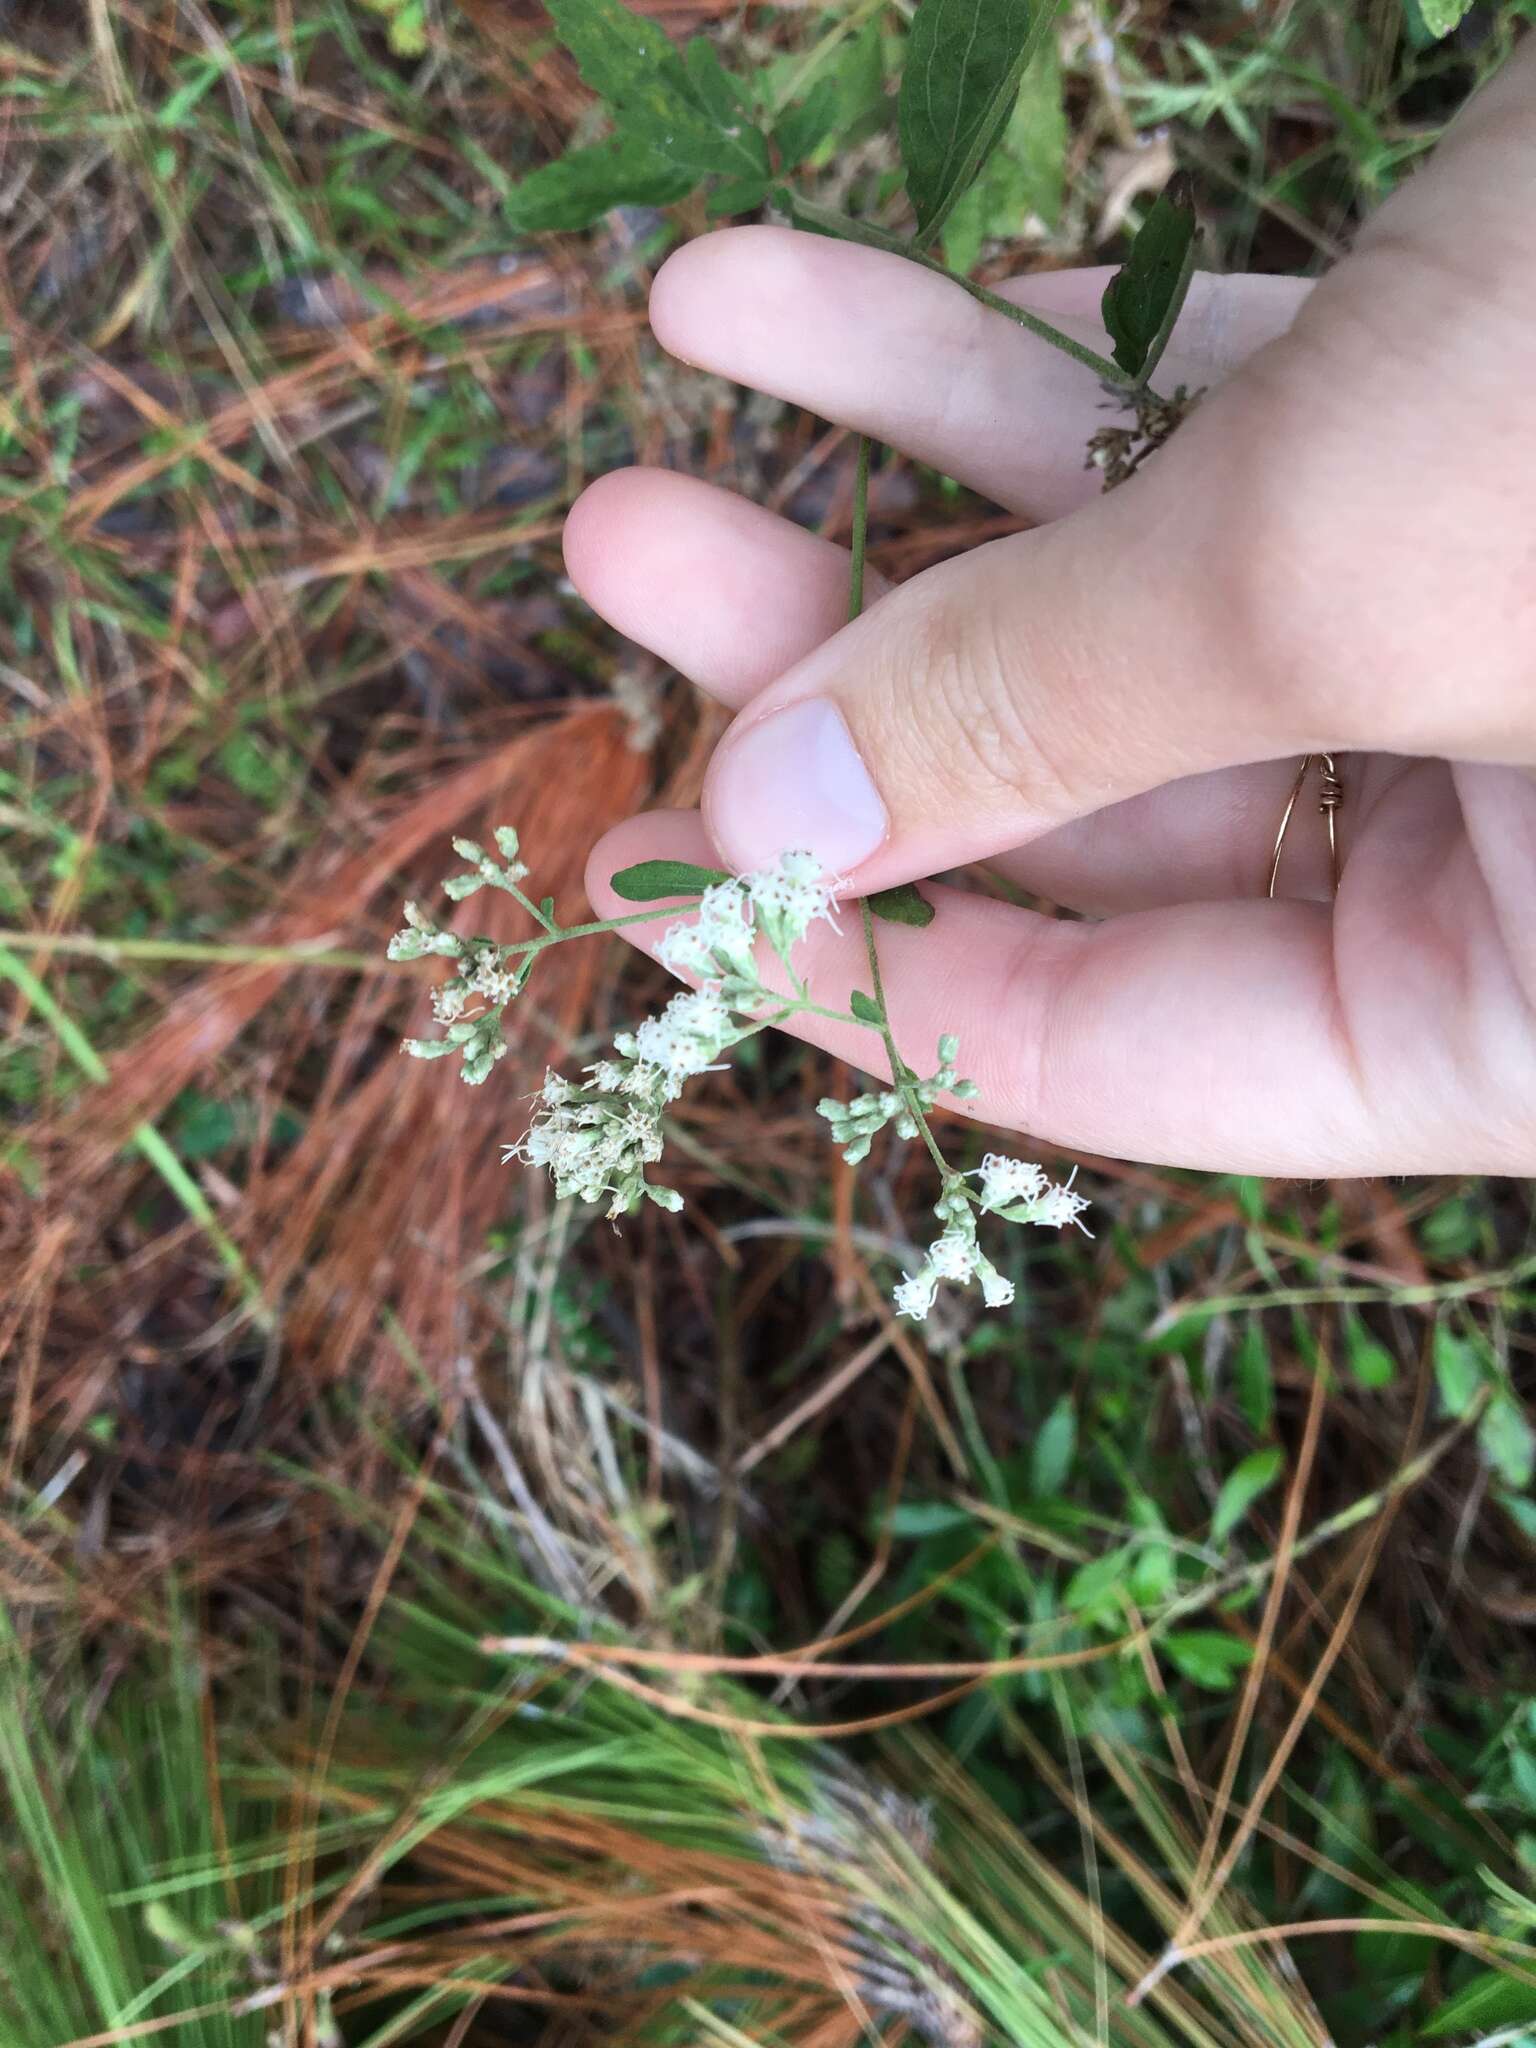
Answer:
top-left (566, 47), bottom-right (1536, 1178)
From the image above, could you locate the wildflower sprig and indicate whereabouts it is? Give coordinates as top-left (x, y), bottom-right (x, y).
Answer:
top-left (393, 836), bottom-right (1086, 1319)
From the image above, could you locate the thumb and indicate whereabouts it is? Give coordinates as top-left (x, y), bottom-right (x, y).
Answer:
top-left (700, 432), bottom-right (1303, 888)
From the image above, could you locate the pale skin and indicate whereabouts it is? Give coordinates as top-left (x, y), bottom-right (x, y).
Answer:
top-left (565, 45), bottom-right (1536, 1178)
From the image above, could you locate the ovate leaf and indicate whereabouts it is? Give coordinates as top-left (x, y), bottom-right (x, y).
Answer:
top-left (1433, 1325), bottom-right (1486, 1420)
top-left (1417, 0), bottom-right (1476, 36)
top-left (1101, 181), bottom-right (1199, 380)
top-left (609, 858), bottom-right (730, 901)
top-left (940, 33), bottom-right (1065, 272)
top-left (1162, 1630), bottom-right (1253, 1691)
top-left (849, 989), bottom-right (883, 1025)
top-left (1211, 1445), bottom-right (1283, 1547)
top-left (868, 882), bottom-right (935, 928)
top-left (897, 0), bottom-right (1059, 246)
top-left (1480, 1392), bottom-right (1536, 1491)
top-left (506, 134), bottom-right (696, 232)
top-left (547, 0), bottom-right (769, 183)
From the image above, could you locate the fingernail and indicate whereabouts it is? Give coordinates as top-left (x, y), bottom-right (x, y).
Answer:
top-left (709, 699), bottom-right (887, 876)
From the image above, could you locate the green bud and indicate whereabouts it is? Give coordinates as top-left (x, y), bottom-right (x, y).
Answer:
top-left (402, 1036), bottom-right (454, 1059)
top-left (451, 837), bottom-right (485, 864)
top-left (494, 825), bottom-right (521, 861)
top-left (443, 872), bottom-right (485, 900)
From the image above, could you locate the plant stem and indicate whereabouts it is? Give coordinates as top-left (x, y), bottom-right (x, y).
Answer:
top-left (785, 200), bottom-right (1141, 396)
top-left (859, 898), bottom-right (952, 1182)
top-left (847, 434), bottom-right (872, 622)
top-left (844, 438), bottom-right (952, 1182)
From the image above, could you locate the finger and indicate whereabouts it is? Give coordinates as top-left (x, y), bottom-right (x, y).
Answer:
top-left (583, 810), bottom-right (1518, 1176)
top-left (562, 467), bottom-right (891, 708)
top-left (696, 397), bottom-right (1324, 890)
top-left (651, 229), bottom-right (1310, 518)
top-left (562, 464), bottom-right (1358, 908)
top-left (579, 815), bottom-right (1352, 1173)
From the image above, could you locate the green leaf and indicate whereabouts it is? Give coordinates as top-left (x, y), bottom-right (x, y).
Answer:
top-left (1211, 1446), bottom-right (1283, 1547)
top-left (868, 882), bottom-right (936, 928)
top-left (1100, 182), bottom-right (1199, 380)
top-left (609, 857), bottom-right (730, 901)
top-left (1030, 1396), bottom-right (1076, 1498)
top-left (1344, 1313), bottom-right (1397, 1390)
top-left (849, 989), bottom-right (883, 1025)
top-left (897, 0), bottom-right (1060, 246)
top-left (772, 75), bottom-right (843, 170)
top-left (1064, 1544), bottom-right (1133, 1619)
top-left (1424, 1969), bottom-right (1536, 2037)
top-left (887, 1500), bottom-right (974, 1537)
top-left (1131, 1542), bottom-right (1175, 1606)
top-left (705, 175), bottom-right (774, 219)
top-left (506, 134), bottom-right (696, 233)
top-left (1481, 1392), bottom-right (1536, 1491)
top-left (547, 0), bottom-right (769, 183)
top-left (940, 34), bottom-right (1065, 272)
top-left (1161, 1630), bottom-right (1253, 1691)
top-left (1233, 1320), bottom-right (1274, 1434)
top-left (1417, 0), bottom-right (1476, 35)
top-left (1433, 1325), bottom-right (1486, 1420)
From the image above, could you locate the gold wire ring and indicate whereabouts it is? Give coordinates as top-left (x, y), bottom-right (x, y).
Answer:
top-left (1267, 753), bottom-right (1343, 900)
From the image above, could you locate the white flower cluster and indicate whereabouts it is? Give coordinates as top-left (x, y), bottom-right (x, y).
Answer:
top-left (892, 1157), bottom-right (1090, 1323)
top-left (893, 1181), bottom-right (1016, 1322)
top-left (514, 853), bottom-right (839, 1217)
top-left (655, 851), bottom-right (840, 989)
top-left (974, 1152), bottom-right (1090, 1231)
top-left (818, 1035), bottom-right (979, 1165)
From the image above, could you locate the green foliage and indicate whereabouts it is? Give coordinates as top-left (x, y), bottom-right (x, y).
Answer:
top-left (507, 133), bottom-right (696, 232)
top-left (897, 0), bottom-right (1060, 246)
top-left (868, 881), bottom-right (937, 928)
top-left (1211, 1444), bottom-right (1284, 1547)
top-left (1101, 183), bottom-right (1200, 380)
top-left (1416, 0), bottom-right (1478, 36)
top-left (515, 0), bottom-right (772, 230)
top-left (1161, 1630), bottom-right (1254, 1690)
top-left (611, 857), bottom-right (732, 901)
top-left (358, 0), bottom-right (428, 58)
top-left (942, 36), bottom-right (1066, 272)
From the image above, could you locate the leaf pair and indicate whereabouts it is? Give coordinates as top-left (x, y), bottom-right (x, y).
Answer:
top-left (899, 0), bottom-right (1197, 383)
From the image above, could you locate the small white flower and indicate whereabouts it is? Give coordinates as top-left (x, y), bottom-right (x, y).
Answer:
top-left (977, 1259), bottom-right (1015, 1309)
top-left (1028, 1180), bottom-right (1092, 1231)
top-left (431, 983), bottom-right (467, 1025)
top-left (745, 849), bottom-right (840, 956)
top-left (893, 1269), bottom-right (939, 1321)
top-left (927, 1225), bottom-right (976, 1283)
top-left (974, 1153), bottom-right (1048, 1212)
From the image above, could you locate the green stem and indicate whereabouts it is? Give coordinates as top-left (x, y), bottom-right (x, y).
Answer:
top-left (0, 945), bottom-right (270, 1326)
top-left (844, 437), bottom-right (952, 1182)
top-left (503, 902), bottom-right (690, 960)
top-left (847, 435), bottom-right (872, 622)
top-left (939, 261), bottom-right (1133, 389)
top-left (785, 200), bottom-right (1142, 397)
top-left (859, 898), bottom-right (951, 1182)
